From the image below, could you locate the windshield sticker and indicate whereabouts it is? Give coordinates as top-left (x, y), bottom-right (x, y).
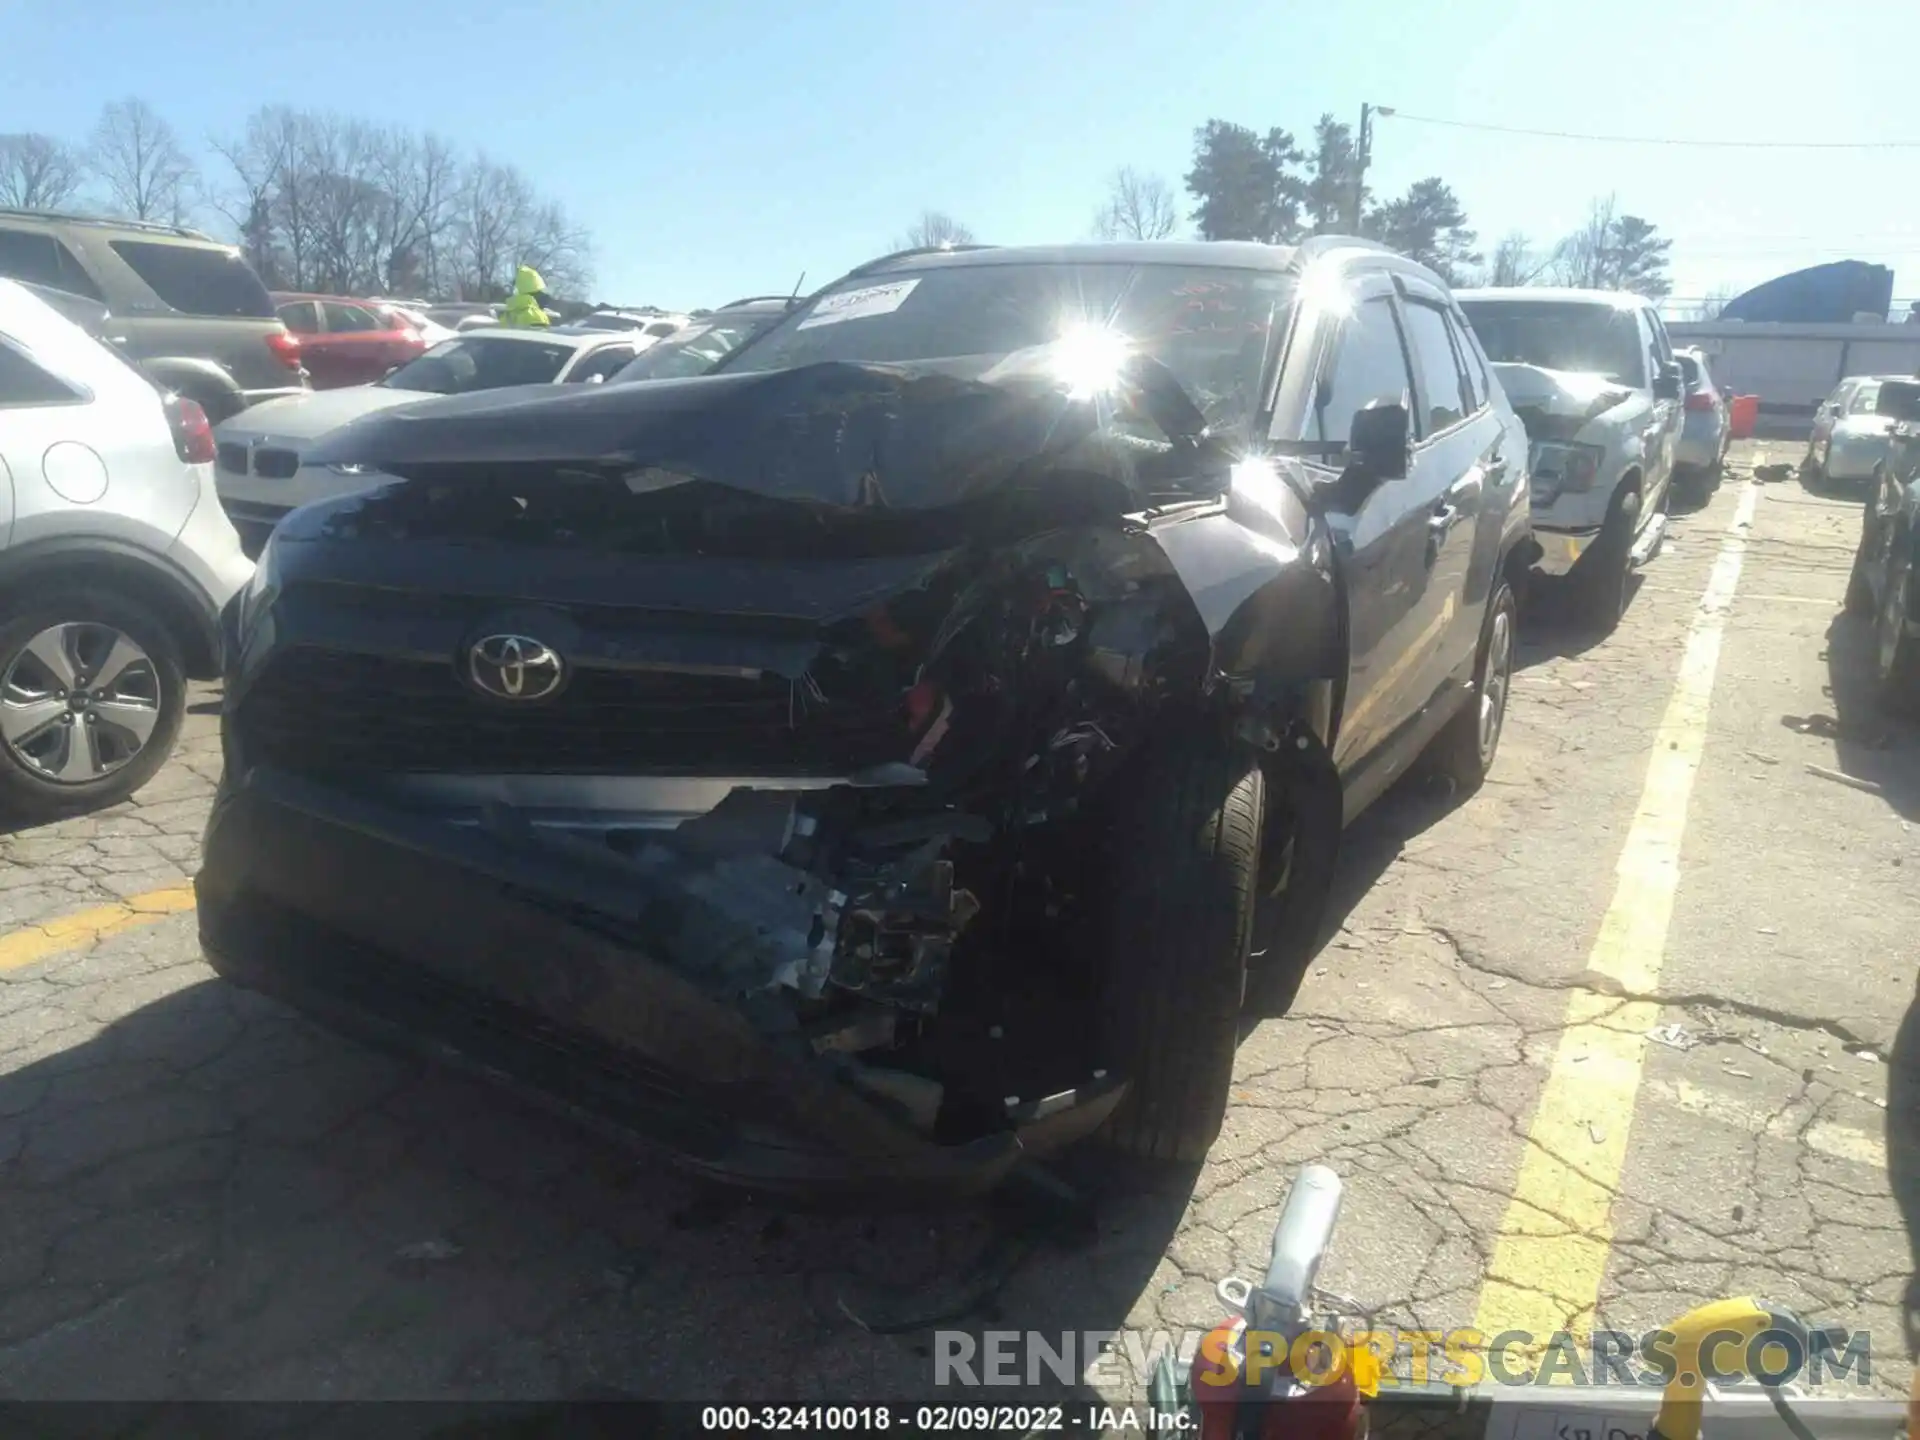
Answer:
top-left (795, 279), bottom-right (922, 331)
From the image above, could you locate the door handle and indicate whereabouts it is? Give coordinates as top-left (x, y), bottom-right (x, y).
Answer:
top-left (1429, 500), bottom-right (1460, 535)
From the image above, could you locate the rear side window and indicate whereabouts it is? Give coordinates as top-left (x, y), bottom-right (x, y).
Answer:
top-left (566, 346), bottom-right (636, 382)
top-left (0, 341), bottom-right (82, 406)
top-left (644, 321), bottom-right (679, 337)
top-left (1312, 295), bottom-right (1413, 456)
top-left (108, 241), bottom-right (274, 318)
top-left (0, 228), bottom-right (103, 301)
top-left (277, 301), bottom-right (320, 332)
top-left (322, 301), bottom-right (385, 333)
top-left (1399, 299), bottom-right (1470, 436)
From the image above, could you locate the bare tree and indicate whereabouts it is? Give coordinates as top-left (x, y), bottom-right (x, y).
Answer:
top-left (1548, 194), bottom-right (1618, 289)
top-left (451, 157), bottom-right (591, 300)
top-left (1489, 232), bottom-right (1545, 287)
top-left (0, 133), bottom-right (85, 211)
top-left (207, 106), bottom-right (591, 301)
top-left (90, 98), bottom-right (197, 224)
top-left (891, 210), bottom-right (976, 251)
top-left (1698, 284), bottom-right (1736, 320)
top-left (1093, 167), bottom-right (1178, 241)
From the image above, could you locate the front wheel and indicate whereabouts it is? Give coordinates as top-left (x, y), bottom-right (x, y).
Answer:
top-left (1574, 489), bottom-right (1639, 634)
top-left (1424, 579), bottom-right (1518, 792)
top-left (0, 591), bottom-right (185, 822)
top-left (1095, 733), bottom-right (1263, 1163)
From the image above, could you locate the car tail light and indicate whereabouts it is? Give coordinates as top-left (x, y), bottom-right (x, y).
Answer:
top-left (1684, 392), bottom-right (1715, 412)
top-left (264, 330), bottom-right (303, 371)
top-left (164, 394), bottom-right (217, 465)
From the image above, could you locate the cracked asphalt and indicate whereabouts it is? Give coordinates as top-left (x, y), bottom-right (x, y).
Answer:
top-left (1, 439), bottom-right (1916, 1406)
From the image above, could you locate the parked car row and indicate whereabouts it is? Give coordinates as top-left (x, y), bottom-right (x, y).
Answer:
top-left (1, 223), bottom-right (1758, 1188)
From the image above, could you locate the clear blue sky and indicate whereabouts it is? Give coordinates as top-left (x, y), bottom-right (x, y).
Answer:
top-left (6, 0), bottom-right (1917, 310)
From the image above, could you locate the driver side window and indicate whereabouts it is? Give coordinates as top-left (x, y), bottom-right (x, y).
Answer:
top-left (1310, 296), bottom-right (1414, 462)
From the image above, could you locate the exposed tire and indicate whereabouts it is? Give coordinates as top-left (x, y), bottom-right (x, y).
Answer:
top-left (0, 589), bottom-right (185, 823)
top-left (1875, 549), bottom-right (1920, 718)
top-left (1095, 732), bottom-right (1262, 1164)
top-left (1574, 489), bottom-right (1639, 634)
top-left (1423, 579), bottom-right (1518, 793)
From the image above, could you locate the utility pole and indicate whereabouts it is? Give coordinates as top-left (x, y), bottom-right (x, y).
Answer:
top-left (1351, 103), bottom-right (1393, 234)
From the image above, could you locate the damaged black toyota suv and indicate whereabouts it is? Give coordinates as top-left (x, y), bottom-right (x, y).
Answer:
top-left (196, 239), bottom-right (1534, 1195)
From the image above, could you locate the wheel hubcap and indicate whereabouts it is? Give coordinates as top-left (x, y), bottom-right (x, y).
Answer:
top-left (1478, 606), bottom-right (1513, 764)
top-left (0, 622), bottom-right (160, 784)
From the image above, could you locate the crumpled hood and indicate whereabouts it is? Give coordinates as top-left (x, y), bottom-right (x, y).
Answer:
top-left (216, 384), bottom-right (434, 444)
top-left (1491, 362), bottom-right (1635, 440)
top-left (305, 359), bottom-right (1199, 513)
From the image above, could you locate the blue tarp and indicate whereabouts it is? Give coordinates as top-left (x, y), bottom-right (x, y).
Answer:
top-left (1720, 261), bottom-right (1896, 323)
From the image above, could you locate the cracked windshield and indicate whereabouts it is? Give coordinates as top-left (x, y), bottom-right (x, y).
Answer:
top-left (3, 1), bottom-right (1920, 1434)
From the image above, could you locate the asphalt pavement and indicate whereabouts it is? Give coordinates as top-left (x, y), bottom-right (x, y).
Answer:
top-left (1, 439), bottom-right (1915, 1406)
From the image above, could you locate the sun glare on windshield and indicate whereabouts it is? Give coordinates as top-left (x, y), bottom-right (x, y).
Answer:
top-left (1050, 322), bottom-right (1134, 400)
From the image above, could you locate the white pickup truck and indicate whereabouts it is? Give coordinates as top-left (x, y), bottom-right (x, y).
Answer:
top-left (1456, 287), bottom-right (1685, 632)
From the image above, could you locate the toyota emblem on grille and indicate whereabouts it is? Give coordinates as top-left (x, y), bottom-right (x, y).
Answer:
top-left (467, 634), bottom-right (565, 700)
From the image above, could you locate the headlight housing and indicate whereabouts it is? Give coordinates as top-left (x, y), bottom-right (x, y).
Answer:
top-left (1528, 441), bottom-right (1606, 504)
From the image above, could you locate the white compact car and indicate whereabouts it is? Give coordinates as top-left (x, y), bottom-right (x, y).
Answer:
top-left (0, 279), bottom-right (253, 819)
top-left (213, 326), bottom-right (646, 553)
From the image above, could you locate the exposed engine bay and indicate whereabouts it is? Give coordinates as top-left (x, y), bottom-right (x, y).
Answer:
top-left (361, 520), bottom-right (1217, 1138)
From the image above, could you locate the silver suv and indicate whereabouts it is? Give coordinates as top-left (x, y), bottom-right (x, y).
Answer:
top-left (0, 280), bottom-right (252, 819)
top-left (1457, 287), bottom-right (1685, 631)
top-left (0, 209), bottom-right (308, 424)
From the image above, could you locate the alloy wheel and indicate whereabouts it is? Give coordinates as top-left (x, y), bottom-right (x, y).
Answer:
top-left (1478, 604), bottom-right (1514, 766)
top-left (0, 622), bottom-right (162, 784)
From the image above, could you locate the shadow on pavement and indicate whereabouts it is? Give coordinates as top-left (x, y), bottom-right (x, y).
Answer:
top-left (1248, 769), bottom-right (1472, 1019)
top-left (0, 973), bottom-right (1204, 1403)
top-left (1816, 612), bottom-right (1920, 824)
top-left (1511, 573), bottom-right (1645, 672)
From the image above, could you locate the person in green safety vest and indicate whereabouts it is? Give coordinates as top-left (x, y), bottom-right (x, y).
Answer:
top-left (499, 265), bottom-right (555, 328)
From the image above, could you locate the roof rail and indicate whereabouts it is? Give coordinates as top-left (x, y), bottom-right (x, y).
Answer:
top-left (1292, 233), bottom-right (1401, 266)
top-left (718, 294), bottom-right (803, 309)
top-left (841, 243), bottom-right (997, 281)
top-left (0, 206), bottom-right (217, 244)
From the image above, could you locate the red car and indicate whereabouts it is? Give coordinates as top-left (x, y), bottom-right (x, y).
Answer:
top-left (271, 293), bottom-right (427, 389)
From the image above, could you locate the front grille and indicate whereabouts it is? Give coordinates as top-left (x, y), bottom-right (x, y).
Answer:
top-left (235, 647), bottom-right (909, 775)
top-left (252, 447), bottom-right (300, 480)
top-left (217, 442), bottom-right (250, 476)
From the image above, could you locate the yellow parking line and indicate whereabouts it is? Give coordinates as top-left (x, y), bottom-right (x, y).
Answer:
top-left (0, 884), bottom-right (197, 974)
top-left (1471, 479), bottom-right (1760, 1344)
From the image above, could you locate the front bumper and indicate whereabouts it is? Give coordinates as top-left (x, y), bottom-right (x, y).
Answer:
top-left (195, 763), bottom-right (1123, 1200)
top-left (1824, 434), bottom-right (1891, 483)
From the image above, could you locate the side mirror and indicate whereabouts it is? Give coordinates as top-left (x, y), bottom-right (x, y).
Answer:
top-left (1348, 400), bottom-right (1411, 482)
top-left (1653, 362), bottom-right (1683, 401)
